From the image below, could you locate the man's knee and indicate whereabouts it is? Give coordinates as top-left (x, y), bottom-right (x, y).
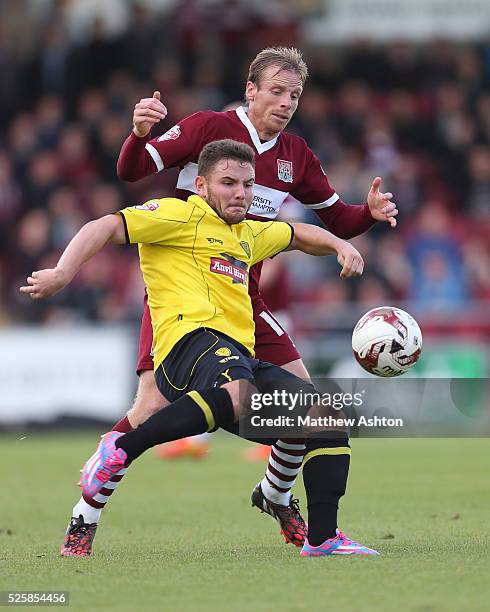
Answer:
top-left (280, 358), bottom-right (310, 380)
top-left (128, 370), bottom-right (169, 427)
top-left (220, 378), bottom-right (257, 420)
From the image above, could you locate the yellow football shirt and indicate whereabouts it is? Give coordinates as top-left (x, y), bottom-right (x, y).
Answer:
top-left (118, 194), bottom-right (293, 368)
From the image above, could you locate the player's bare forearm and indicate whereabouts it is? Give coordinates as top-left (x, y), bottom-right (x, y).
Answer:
top-left (289, 222), bottom-right (364, 278)
top-left (19, 215), bottom-right (126, 299)
top-left (57, 215), bottom-right (126, 280)
top-left (289, 223), bottom-right (344, 256)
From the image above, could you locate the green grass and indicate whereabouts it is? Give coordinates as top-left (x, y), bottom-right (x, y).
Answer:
top-left (1, 433), bottom-right (489, 611)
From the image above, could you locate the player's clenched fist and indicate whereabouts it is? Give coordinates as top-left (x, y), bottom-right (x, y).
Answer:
top-left (133, 91), bottom-right (168, 138)
top-left (19, 268), bottom-right (69, 299)
top-left (335, 241), bottom-right (364, 278)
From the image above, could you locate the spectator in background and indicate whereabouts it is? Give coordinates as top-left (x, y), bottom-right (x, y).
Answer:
top-left (407, 203), bottom-right (468, 308)
top-left (37, 24), bottom-right (71, 98)
top-left (47, 187), bottom-right (86, 250)
top-left (36, 96), bottom-right (64, 150)
top-left (293, 87), bottom-right (340, 163)
top-left (0, 26), bottom-right (19, 125)
top-left (466, 145), bottom-right (490, 222)
top-left (96, 113), bottom-right (129, 180)
top-left (214, 0), bottom-right (254, 100)
top-left (386, 153), bottom-right (422, 215)
top-left (57, 124), bottom-right (98, 187)
top-left (119, 3), bottom-right (161, 84)
top-left (24, 151), bottom-right (62, 211)
top-left (9, 209), bottom-right (53, 322)
top-left (7, 114), bottom-right (39, 179)
top-left (77, 89), bottom-right (106, 133)
top-left (172, 0), bottom-right (204, 86)
top-left (0, 152), bottom-right (21, 250)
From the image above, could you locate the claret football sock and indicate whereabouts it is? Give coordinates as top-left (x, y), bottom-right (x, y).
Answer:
top-left (116, 388), bottom-right (235, 463)
top-left (72, 415), bottom-right (135, 520)
top-left (111, 415), bottom-right (134, 434)
top-left (259, 438), bottom-right (306, 505)
top-left (303, 435), bottom-right (351, 546)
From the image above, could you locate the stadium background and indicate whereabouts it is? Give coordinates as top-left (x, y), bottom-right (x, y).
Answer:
top-left (1, 0), bottom-right (488, 425)
top-left (1, 3), bottom-right (489, 611)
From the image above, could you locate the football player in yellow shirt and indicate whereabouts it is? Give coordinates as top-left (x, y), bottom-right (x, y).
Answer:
top-left (21, 139), bottom-right (378, 556)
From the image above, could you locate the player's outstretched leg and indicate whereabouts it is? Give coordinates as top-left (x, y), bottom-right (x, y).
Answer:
top-left (60, 414), bottom-right (133, 557)
top-left (61, 371), bottom-right (166, 557)
top-left (80, 386), bottom-right (237, 498)
top-left (299, 436), bottom-right (378, 556)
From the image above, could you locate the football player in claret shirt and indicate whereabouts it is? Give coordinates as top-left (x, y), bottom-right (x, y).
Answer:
top-left (62, 47), bottom-right (398, 556)
top-left (22, 139), bottom-right (378, 556)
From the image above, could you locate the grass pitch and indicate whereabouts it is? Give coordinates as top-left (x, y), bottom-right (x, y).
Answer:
top-left (1, 433), bottom-right (489, 611)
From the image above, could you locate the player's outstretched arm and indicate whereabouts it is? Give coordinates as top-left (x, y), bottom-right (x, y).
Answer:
top-left (19, 215), bottom-right (126, 299)
top-left (312, 179), bottom-right (398, 239)
top-left (288, 222), bottom-right (364, 279)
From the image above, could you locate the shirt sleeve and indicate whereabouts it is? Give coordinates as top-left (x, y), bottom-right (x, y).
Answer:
top-left (313, 199), bottom-right (376, 238)
top-left (291, 147), bottom-right (340, 211)
top-left (144, 111), bottom-right (212, 172)
top-left (248, 221), bottom-right (294, 265)
top-left (118, 198), bottom-right (191, 245)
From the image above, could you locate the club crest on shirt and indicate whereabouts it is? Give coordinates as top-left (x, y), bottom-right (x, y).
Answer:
top-left (240, 241), bottom-right (251, 258)
top-left (277, 159), bottom-right (293, 183)
top-left (134, 200), bottom-right (160, 211)
top-left (157, 125), bottom-right (181, 141)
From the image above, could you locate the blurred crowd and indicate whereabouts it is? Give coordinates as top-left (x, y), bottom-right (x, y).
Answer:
top-left (0, 1), bottom-right (489, 335)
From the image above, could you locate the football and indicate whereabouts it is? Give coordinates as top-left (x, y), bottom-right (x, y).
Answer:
top-left (352, 306), bottom-right (422, 377)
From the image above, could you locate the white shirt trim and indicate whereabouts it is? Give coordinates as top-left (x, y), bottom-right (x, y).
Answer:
top-left (303, 193), bottom-right (339, 209)
top-left (235, 106), bottom-right (279, 155)
top-left (176, 162), bottom-right (198, 192)
top-left (259, 311), bottom-right (285, 336)
top-left (145, 143), bottom-right (165, 172)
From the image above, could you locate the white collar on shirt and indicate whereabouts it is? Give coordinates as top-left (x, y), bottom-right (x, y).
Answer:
top-left (235, 106), bottom-right (279, 155)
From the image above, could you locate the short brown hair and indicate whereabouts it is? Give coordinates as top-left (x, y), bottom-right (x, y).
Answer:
top-left (247, 47), bottom-right (308, 88)
top-left (197, 139), bottom-right (255, 177)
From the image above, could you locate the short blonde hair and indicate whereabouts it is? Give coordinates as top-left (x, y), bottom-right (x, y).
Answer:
top-left (247, 47), bottom-right (308, 88)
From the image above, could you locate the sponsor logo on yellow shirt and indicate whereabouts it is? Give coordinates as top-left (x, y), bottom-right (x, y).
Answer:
top-left (210, 253), bottom-right (248, 285)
